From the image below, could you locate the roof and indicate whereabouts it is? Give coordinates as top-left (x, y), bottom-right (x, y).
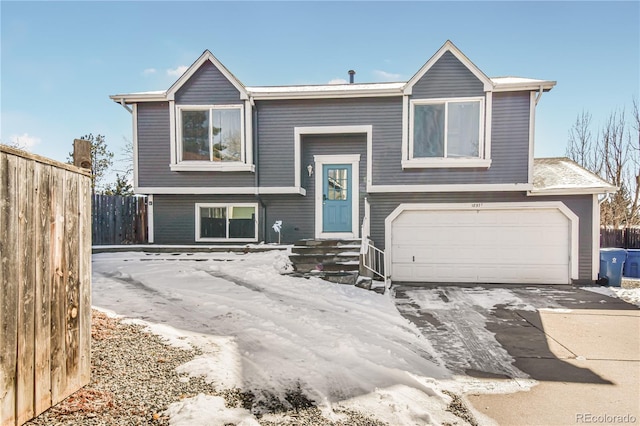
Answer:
top-left (109, 41), bottom-right (556, 103)
top-left (531, 157), bottom-right (617, 195)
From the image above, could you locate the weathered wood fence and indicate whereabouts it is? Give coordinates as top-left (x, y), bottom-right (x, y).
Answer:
top-left (92, 194), bottom-right (147, 245)
top-left (600, 227), bottom-right (640, 249)
top-left (0, 145), bottom-right (91, 425)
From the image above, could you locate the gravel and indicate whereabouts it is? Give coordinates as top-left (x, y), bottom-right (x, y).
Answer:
top-left (23, 310), bottom-right (399, 425)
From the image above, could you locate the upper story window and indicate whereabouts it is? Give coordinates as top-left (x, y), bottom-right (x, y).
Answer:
top-left (172, 104), bottom-right (254, 172)
top-left (405, 96), bottom-right (491, 168)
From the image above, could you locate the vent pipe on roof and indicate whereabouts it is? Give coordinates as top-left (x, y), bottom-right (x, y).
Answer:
top-left (348, 70), bottom-right (355, 84)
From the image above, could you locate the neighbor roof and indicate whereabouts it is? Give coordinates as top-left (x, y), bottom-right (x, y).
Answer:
top-left (531, 158), bottom-right (617, 195)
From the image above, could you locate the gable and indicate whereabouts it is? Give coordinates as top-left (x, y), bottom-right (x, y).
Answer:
top-left (175, 61), bottom-right (243, 104)
top-left (404, 40), bottom-right (493, 96)
top-left (411, 51), bottom-right (485, 98)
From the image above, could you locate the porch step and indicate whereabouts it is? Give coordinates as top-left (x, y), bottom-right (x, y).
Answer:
top-left (289, 239), bottom-right (361, 274)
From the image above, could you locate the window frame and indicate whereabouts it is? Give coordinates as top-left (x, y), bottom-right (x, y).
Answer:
top-left (195, 202), bottom-right (259, 242)
top-left (405, 96), bottom-right (490, 169)
top-left (173, 104), bottom-right (253, 172)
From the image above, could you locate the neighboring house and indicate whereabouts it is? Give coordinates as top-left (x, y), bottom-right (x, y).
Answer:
top-left (110, 40), bottom-right (615, 285)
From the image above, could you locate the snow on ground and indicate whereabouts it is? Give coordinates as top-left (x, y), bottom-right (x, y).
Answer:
top-left (92, 250), bottom-right (474, 425)
top-left (581, 285), bottom-right (640, 307)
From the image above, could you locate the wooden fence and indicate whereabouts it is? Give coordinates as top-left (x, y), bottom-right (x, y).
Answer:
top-left (600, 227), bottom-right (640, 249)
top-left (0, 145), bottom-right (91, 425)
top-left (92, 194), bottom-right (147, 245)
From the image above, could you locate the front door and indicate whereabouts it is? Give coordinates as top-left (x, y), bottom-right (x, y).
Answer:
top-left (322, 164), bottom-right (352, 233)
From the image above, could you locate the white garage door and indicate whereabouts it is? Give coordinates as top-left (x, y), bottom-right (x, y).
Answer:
top-left (391, 207), bottom-right (571, 284)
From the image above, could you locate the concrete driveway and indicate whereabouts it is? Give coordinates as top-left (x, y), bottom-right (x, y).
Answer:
top-left (394, 284), bottom-right (640, 425)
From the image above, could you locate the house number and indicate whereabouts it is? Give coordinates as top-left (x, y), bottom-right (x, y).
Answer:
top-left (471, 203), bottom-right (483, 208)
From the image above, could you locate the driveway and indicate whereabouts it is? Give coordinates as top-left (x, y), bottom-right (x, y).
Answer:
top-left (394, 284), bottom-right (640, 425)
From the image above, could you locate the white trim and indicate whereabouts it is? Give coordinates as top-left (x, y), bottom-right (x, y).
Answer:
top-left (403, 40), bottom-right (494, 94)
top-left (249, 89), bottom-right (401, 100)
top-left (492, 81), bottom-right (556, 92)
top-left (402, 158), bottom-right (492, 169)
top-left (313, 154), bottom-right (360, 239)
top-left (385, 201), bottom-right (579, 283)
top-left (195, 202), bottom-right (258, 242)
top-left (528, 92), bottom-right (536, 185)
top-left (169, 100), bottom-right (176, 165)
top-left (294, 125), bottom-right (372, 189)
top-left (132, 103), bottom-right (139, 190)
top-left (147, 194), bottom-right (154, 244)
top-left (244, 100), bottom-right (253, 166)
top-left (528, 187), bottom-right (616, 196)
top-left (368, 183), bottom-right (532, 193)
top-left (170, 163), bottom-right (255, 172)
top-left (135, 186), bottom-right (306, 195)
top-left (485, 91), bottom-right (492, 161)
top-left (407, 96), bottom-right (486, 165)
top-left (592, 194), bottom-right (600, 281)
top-left (166, 50), bottom-right (248, 101)
top-left (172, 104), bottom-right (252, 171)
top-left (401, 95), bottom-right (409, 162)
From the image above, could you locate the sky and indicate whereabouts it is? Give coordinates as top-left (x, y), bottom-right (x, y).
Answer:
top-left (1, 1), bottom-right (639, 186)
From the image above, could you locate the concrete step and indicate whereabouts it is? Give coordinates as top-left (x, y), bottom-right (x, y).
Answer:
top-left (291, 245), bottom-right (361, 256)
top-left (294, 238), bottom-right (361, 247)
top-left (291, 261), bottom-right (360, 273)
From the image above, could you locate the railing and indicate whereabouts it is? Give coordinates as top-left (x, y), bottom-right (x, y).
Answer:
top-left (360, 198), bottom-right (387, 283)
top-left (362, 237), bottom-right (387, 282)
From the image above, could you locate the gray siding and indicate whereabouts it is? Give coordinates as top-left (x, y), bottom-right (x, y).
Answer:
top-left (255, 92), bottom-right (531, 188)
top-left (368, 192), bottom-right (594, 282)
top-left (411, 51), bottom-right (485, 99)
top-left (153, 194), bottom-right (261, 244)
top-left (136, 102), bottom-right (255, 188)
top-left (373, 91), bottom-right (531, 186)
top-left (256, 97), bottom-right (398, 187)
top-left (175, 61), bottom-right (243, 105)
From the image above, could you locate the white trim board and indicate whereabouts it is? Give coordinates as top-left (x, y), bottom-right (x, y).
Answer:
top-left (369, 183), bottom-right (533, 193)
top-left (384, 201), bottom-right (580, 283)
top-left (135, 186), bottom-right (306, 195)
top-left (313, 154), bottom-right (360, 239)
top-left (294, 125), bottom-right (372, 190)
top-left (403, 40), bottom-right (493, 94)
top-left (166, 50), bottom-right (248, 101)
top-left (194, 202), bottom-right (259, 242)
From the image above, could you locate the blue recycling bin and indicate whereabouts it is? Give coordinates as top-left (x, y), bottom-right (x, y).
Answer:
top-left (623, 249), bottom-right (640, 278)
top-left (599, 248), bottom-right (626, 287)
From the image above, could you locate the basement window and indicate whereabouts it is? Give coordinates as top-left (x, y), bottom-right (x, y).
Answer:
top-left (195, 203), bottom-right (257, 242)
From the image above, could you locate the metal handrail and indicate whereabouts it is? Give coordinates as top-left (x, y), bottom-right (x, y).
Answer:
top-left (362, 237), bottom-right (386, 281)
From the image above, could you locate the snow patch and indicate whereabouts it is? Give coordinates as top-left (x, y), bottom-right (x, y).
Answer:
top-left (164, 394), bottom-right (259, 426)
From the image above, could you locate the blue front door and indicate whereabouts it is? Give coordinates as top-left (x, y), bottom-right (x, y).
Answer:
top-left (322, 164), bottom-right (352, 232)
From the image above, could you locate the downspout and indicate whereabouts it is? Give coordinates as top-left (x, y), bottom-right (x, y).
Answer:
top-left (252, 99), bottom-right (267, 242)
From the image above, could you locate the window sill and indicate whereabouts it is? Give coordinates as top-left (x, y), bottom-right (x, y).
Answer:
top-left (402, 158), bottom-right (492, 169)
top-left (171, 162), bottom-right (255, 172)
top-left (195, 237), bottom-right (258, 243)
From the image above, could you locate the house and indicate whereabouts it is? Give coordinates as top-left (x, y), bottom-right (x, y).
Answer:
top-left (110, 40), bottom-right (615, 285)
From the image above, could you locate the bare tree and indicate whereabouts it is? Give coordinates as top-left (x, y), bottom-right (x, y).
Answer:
top-left (566, 111), bottom-right (599, 172)
top-left (567, 99), bottom-right (640, 227)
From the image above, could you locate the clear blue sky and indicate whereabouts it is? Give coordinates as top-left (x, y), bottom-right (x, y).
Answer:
top-left (2, 1), bottom-right (638, 182)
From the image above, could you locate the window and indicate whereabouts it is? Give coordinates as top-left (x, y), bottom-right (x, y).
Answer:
top-left (407, 97), bottom-right (489, 168)
top-left (196, 203), bottom-right (258, 242)
top-left (173, 104), bottom-right (253, 171)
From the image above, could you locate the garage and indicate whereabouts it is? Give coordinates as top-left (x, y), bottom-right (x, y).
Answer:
top-left (388, 203), bottom-right (577, 284)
